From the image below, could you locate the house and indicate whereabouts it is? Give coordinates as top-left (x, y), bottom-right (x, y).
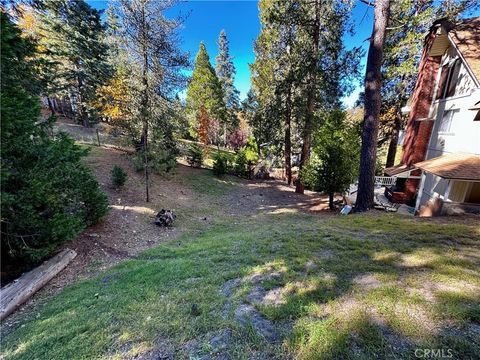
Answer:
top-left (384, 17), bottom-right (480, 216)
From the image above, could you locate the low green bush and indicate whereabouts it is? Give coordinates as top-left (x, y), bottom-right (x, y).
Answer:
top-left (111, 165), bottom-right (127, 188)
top-left (234, 149), bottom-right (247, 176)
top-left (151, 148), bottom-right (177, 174)
top-left (245, 136), bottom-right (259, 179)
top-left (2, 134), bottom-right (109, 266)
top-left (186, 143), bottom-right (203, 167)
top-left (212, 153), bottom-right (228, 176)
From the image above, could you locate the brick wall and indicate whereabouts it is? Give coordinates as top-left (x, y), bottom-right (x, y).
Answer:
top-left (400, 29), bottom-right (442, 199)
top-left (402, 31), bottom-right (441, 166)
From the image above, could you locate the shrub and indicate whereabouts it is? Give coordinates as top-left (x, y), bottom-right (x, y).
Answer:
top-left (1, 14), bottom-right (108, 274)
top-left (244, 136), bottom-right (259, 178)
top-left (111, 165), bottom-right (127, 188)
top-left (151, 148), bottom-right (178, 174)
top-left (244, 136), bottom-right (259, 163)
top-left (227, 128), bottom-right (248, 150)
top-left (212, 153), bottom-right (228, 176)
top-left (307, 109), bottom-right (360, 209)
top-left (1, 134), bottom-right (109, 265)
top-left (234, 150), bottom-right (247, 176)
top-left (186, 143), bottom-right (203, 167)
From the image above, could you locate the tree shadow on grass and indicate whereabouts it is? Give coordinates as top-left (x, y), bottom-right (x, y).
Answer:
top-left (237, 213), bottom-right (480, 359)
top-left (2, 213), bottom-right (479, 360)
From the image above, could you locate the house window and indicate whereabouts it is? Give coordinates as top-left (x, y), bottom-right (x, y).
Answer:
top-left (436, 64), bottom-right (450, 99)
top-left (445, 59), bottom-right (462, 98)
top-left (438, 109), bottom-right (459, 133)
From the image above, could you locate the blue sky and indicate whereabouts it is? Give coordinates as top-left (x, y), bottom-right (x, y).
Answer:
top-left (164, 0), bottom-right (376, 107)
top-left (88, 0), bottom-right (374, 107)
top-left (87, 1), bottom-right (480, 106)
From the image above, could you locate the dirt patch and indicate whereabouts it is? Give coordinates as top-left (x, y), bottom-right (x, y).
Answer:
top-left (353, 273), bottom-right (383, 290)
top-left (220, 268), bottom-right (290, 344)
top-left (129, 339), bottom-right (176, 360)
top-left (226, 179), bottom-right (343, 216)
top-left (220, 278), bottom-right (241, 297)
top-left (2, 147), bottom-right (186, 331)
top-left (262, 288), bottom-right (286, 307)
top-left (181, 328), bottom-right (233, 359)
top-left (234, 304), bottom-right (280, 342)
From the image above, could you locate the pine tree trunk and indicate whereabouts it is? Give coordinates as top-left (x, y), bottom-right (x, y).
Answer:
top-left (285, 85), bottom-right (292, 185)
top-left (141, 2), bottom-right (150, 203)
top-left (355, 0), bottom-right (390, 212)
top-left (47, 96), bottom-right (55, 116)
top-left (76, 64), bottom-right (89, 127)
top-left (296, 0), bottom-right (319, 194)
top-left (224, 123), bottom-right (227, 147)
top-left (385, 108), bottom-right (401, 168)
top-left (79, 96), bottom-right (89, 127)
top-left (329, 192), bottom-right (334, 210)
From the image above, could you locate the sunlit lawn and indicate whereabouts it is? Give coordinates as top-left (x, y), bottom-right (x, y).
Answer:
top-left (2, 170), bottom-right (479, 359)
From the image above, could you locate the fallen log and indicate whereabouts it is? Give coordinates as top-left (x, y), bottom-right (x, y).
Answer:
top-left (0, 249), bottom-right (77, 320)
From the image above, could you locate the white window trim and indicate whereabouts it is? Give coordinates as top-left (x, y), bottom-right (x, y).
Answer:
top-left (415, 172), bottom-right (427, 212)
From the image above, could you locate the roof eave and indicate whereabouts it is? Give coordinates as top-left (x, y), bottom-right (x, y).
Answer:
top-left (447, 32), bottom-right (480, 88)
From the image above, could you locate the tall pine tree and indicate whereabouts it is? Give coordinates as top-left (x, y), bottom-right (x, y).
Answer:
top-left (251, 0), bottom-right (361, 189)
top-left (117, 0), bottom-right (189, 202)
top-left (356, 0), bottom-right (391, 212)
top-left (251, 0), bottom-right (303, 185)
top-left (294, 0), bottom-right (360, 193)
top-left (38, 0), bottom-right (111, 126)
top-left (186, 42), bottom-right (226, 139)
top-left (215, 30), bottom-right (239, 144)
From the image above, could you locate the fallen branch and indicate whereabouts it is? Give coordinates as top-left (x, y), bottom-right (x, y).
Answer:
top-left (0, 249), bottom-right (77, 320)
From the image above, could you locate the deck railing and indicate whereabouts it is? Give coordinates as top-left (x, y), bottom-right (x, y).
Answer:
top-left (374, 176), bottom-right (397, 186)
top-left (348, 176), bottom-right (397, 196)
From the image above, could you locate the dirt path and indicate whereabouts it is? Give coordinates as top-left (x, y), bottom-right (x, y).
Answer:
top-left (226, 179), bottom-right (341, 215)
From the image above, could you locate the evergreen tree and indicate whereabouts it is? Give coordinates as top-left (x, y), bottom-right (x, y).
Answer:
top-left (16, 5), bottom-right (61, 115)
top-left (293, 0), bottom-right (361, 193)
top-left (215, 30), bottom-right (240, 144)
top-left (251, 0), bottom-right (361, 188)
top-left (38, 0), bottom-right (111, 126)
top-left (356, 0), bottom-right (391, 212)
top-left (186, 42), bottom-right (226, 138)
top-left (251, 0), bottom-right (301, 185)
top-left (216, 30), bottom-right (239, 110)
top-left (304, 110), bottom-right (360, 209)
top-left (117, 0), bottom-right (189, 202)
top-left (1, 12), bottom-right (108, 270)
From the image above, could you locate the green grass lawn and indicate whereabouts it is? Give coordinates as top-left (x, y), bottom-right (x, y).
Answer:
top-left (2, 169), bottom-right (479, 359)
